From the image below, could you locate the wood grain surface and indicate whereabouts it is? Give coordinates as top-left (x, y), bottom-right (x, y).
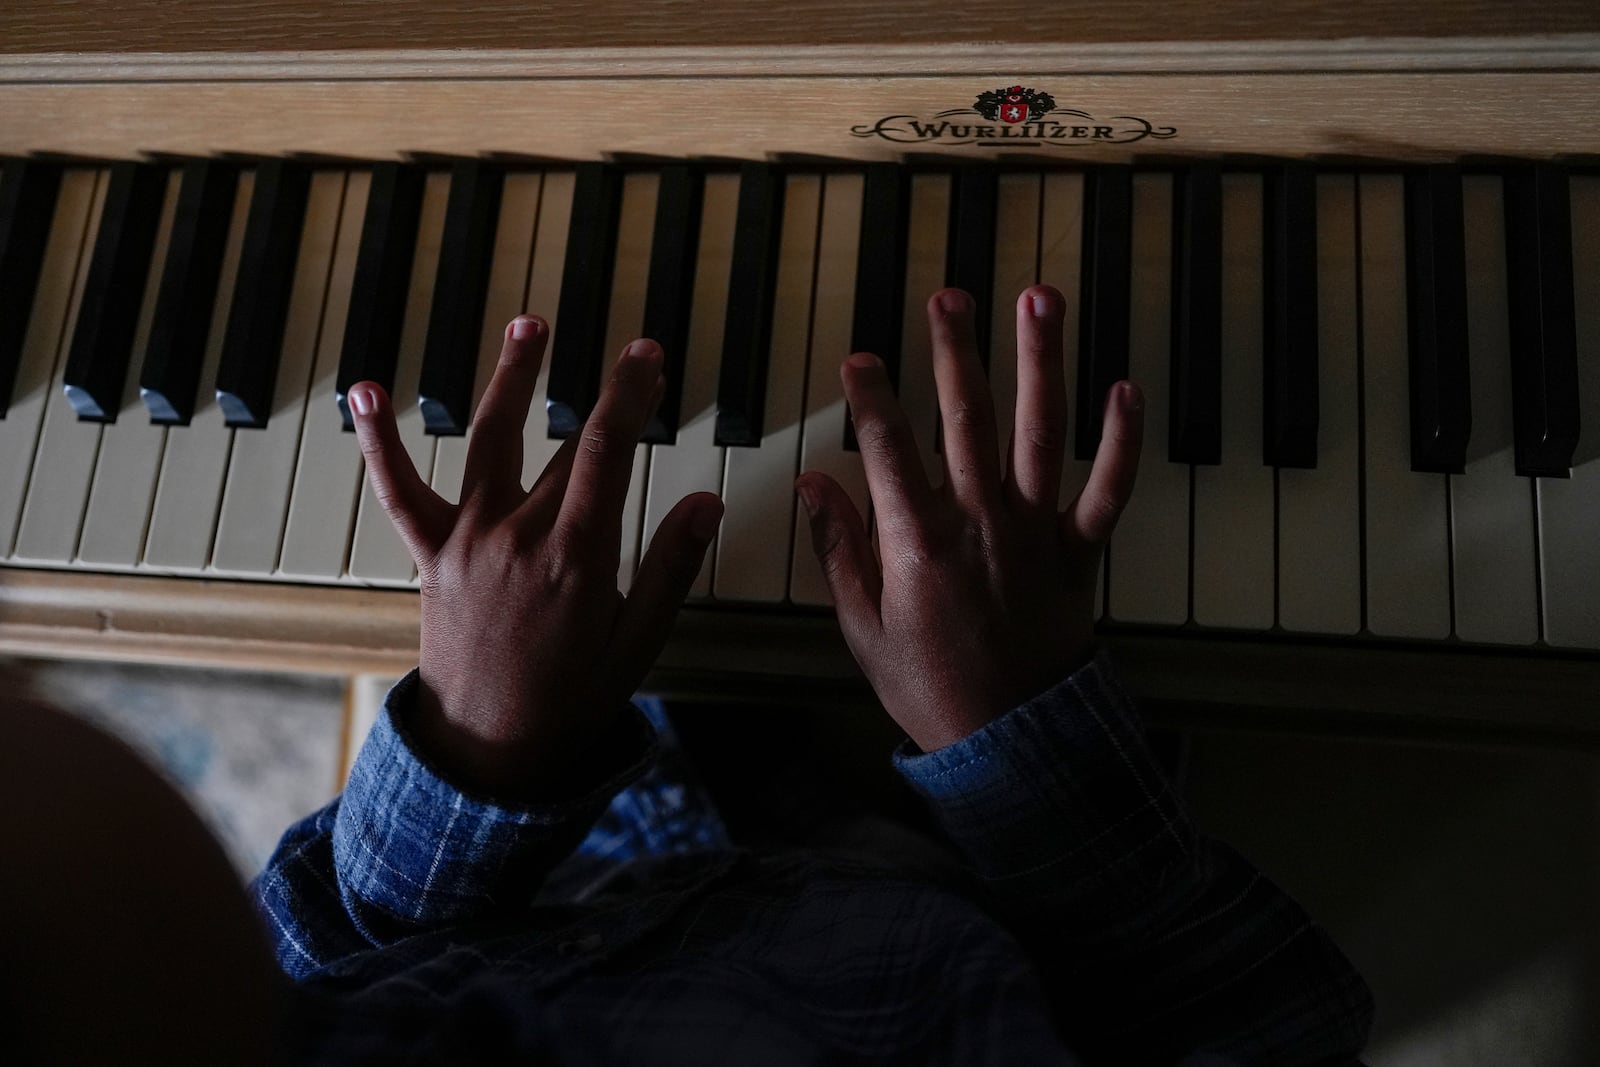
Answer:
top-left (3, 569), bottom-right (1597, 740)
top-left (3, 0), bottom-right (1598, 54)
top-left (1, 71), bottom-right (1597, 163)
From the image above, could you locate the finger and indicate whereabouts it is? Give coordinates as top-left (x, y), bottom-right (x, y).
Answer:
top-left (796, 474), bottom-right (882, 634)
top-left (551, 339), bottom-right (664, 548)
top-left (524, 375), bottom-right (663, 514)
top-left (927, 289), bottom-right (1002, 511)
top-left (523, 430), bottom-right (582, 514)
top-left (841, 352), bottom-right (935, 545)
top-left (1062, 381), bottom-right (1144, 548)
top-left (463, 316), bottom-right (547, 506)
top-left (1007, 285), bottom-right (1068, 516)
top-left (348, 382), bottom-right (452, 564)
top-left (609, 493), bottom-right (723, 681)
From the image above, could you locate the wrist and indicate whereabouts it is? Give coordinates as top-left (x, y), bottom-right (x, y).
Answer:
top-left (408, 672), bottom-right (625, 802)
top-left (899, 642), bottom-right (1097, 754)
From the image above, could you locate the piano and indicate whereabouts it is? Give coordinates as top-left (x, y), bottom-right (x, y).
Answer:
top-left (2, 1), bottom-right (1600, 741)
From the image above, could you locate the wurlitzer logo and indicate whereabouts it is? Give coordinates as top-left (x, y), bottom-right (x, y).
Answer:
top-left (851, 84), bottom-right (1177, 147)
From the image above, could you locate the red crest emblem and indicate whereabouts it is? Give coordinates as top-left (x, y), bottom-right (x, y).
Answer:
top-left (1000, 87), bottom-right (1028, 124)
top-left (973, 84), bottom-right (1057, 124)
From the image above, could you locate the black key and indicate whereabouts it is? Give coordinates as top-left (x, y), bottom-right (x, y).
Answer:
top-left (1403, 165), bottom-right (1472, 474)
top-left (639, 165), bottom-right (704, 445)
top-left (336, 162), bottom-right (426, 430)
top-left (1262, 164), bottom-right (1320, 469)
top-left (417, 158), bottom-right (504, 436)
top-left (0, 159), bottom-right (63, 418)
top-left (1075, 165), bottom-right (1133, 460)
top-left (547, 162), bottom-right (622, 439)
top-left (1169, 164), bottom-right (1222, 465)
top-left (140, 158), bottom-right (239, 425)
top-left (845, 163), bottom-right (910, 451)
top-left (715, 162), bottom-right (785, 447)
top-left (1503, 163), bottom-right (1580, 477)
top-left (214, 158), bottom-right (312, 428)
top-left (944, 166), bottom-right (998, 367)
top-left (62, 161), bottom-right (167, 422)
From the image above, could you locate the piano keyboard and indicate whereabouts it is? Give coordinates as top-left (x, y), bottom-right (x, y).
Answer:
top-left (2, 158), bottom-right (1598, 653)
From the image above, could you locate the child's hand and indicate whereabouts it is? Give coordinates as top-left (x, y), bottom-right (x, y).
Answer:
top-left (348, 317), bottom-right (722, 799)
top-left (797, 286), bottom-right (1143, 753)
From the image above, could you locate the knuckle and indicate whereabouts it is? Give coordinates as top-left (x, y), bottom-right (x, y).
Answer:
top-left (855, 416), bottom-right (908, 455)
top-left (877, 511), bottom-right (931, 554)
top-left (580, 422), bottom-right (618, 456)
top-left (538, 537), bottom-right (585, 592)
top-left (541, 525), bottom-right (581, 568)
top-left (946, 400), bottom-right (993, 432)
top-left (371, 487), bottom-right (401, 517)
top-left (1020, 420), bottom-right (1065, 455)
top-left (885, 540), bottom-right (932, 572)
top-left (356, 428), bottom-right (388, 464)
top-left (817, 529), bottom-right (853, 576)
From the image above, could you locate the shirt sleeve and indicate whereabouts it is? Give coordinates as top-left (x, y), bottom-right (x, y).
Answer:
top-left (249, 668), bottom-right (657, 980)
top-left (893, 646), bottom-right (1374, 1065)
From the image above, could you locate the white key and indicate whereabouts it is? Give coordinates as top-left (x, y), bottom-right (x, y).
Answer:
top-left (1538, 174), bottom-right (1600, 649)
top-left (1278, 174), bottom-right (1362, 635)
top-left (1106, 172), bottom-right (1187, 625)
top-left (76, 169), bottom-right (183, 566)
top-left (989, 172), bottom-right (1040, 466)
top-left (789, 172), bottom-right (867, 607)
top-left (430, 172), bottom-right (543, 507)
top-left (0, 169), bottom-right (97, 557)
top-left (1038, 172), bottom-right (1101, 619)
top-left (520, 170), bottom-right (575, 493)
top-left (11, 170), bottom-right (111, 565)
top-left (641, 171), bottom-right (739, 599)
top-left (277, 171), bottom-right (372, 580)
top-left (139, 170), bottom-right (256, 571)
top-left (597, 172), bottom-right (658, 595)
top-left (1192, 172), bottom-right (1273, 629)
top-left (348, 170), bottom-right (450, 584)
top-left (715, 174), bottom-right (821, 603)
top-left (1359, 174), bottom-right (1451, 639)
top-left (211, 172), bottom-right (348, 575)
top-left (896, 172), bottom-right (950, 489)
top-left (1451, 175), bottom-right (1539, 646)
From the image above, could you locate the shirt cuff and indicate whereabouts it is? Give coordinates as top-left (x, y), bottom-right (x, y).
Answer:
top-left (332, 669), bottom-right (658, 928)
top-left (892, 646), bottom-right (1199, 923)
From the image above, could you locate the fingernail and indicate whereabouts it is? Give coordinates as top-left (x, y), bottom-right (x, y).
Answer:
top-left (510, 316), bottom-right (541, 341)
top-left (691, 501), bottom-right (723, 540)
top-left (624, 339), bottom-right (660, 361)
top-left (1118, 382), bottom-right (1142, 413)
top-left (1030, 290), bottom-right (1056, 318)
top-left (349, 385), bottom-right (374, 417)
top-left (845, 352), bottom-right (878, 371)
top-left (796, 480), bottom-right (819, 517)
top-left (939, 290), bottom-right (972, 315)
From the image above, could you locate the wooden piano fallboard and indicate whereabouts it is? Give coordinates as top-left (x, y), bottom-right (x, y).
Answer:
top-left (1, 39), bottom-right (1600, 165)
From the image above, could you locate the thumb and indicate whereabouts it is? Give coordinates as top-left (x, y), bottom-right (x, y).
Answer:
top-left (610, 493), bottom-right (723, 681)
top-left (796, 474), bottom-right (882, 629)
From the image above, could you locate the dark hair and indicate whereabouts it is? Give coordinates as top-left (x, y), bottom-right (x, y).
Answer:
top-left (0, 681), bottom-right (284, 1064)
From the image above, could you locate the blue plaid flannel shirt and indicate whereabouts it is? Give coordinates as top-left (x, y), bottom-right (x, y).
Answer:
top-left (251, 647), bottom-right (1372, 1064)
